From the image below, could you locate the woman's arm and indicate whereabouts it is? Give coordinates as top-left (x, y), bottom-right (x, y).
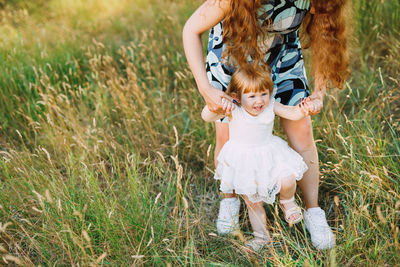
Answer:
top-left (308, 75), bottom-right (325, 114)
top-left (182, 0), bottom-right (234, 113)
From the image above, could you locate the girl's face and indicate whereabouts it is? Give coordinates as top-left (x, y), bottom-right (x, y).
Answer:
top-left (240, 89), bottom-right (270, 116)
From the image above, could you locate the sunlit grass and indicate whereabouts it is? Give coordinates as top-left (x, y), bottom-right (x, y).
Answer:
top-left (0, 0), bottom-right (399, 265)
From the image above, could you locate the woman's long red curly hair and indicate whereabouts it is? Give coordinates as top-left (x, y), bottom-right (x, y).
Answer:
top-left (222, 0), bottom-right (350, 89)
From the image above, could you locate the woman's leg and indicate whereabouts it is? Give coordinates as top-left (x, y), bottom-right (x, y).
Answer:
top-left (280, 116), bottom-right (335, 249)
top-left (214, 122), bottom-right (229, 165)
top-left (215, 122), bottom-right (240, 234)
top-left (215, 122), bottom-right (236, 198)
top-left (280, 116), bottom-right (319, 209)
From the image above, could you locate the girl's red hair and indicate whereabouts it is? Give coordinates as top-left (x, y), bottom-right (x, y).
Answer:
top-left (226, 65), bottom-right (274, 99)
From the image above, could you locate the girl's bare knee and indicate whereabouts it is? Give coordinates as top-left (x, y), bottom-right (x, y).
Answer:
top-left (244, 196), bottom-right (263, 209)
top-left (281, 175), bottom-right (296, 191)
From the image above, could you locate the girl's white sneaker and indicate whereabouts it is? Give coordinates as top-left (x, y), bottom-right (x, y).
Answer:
top-left (304, 207), bottom-right (335, 250)
top-left (216, 197), bottom-right (240, 235)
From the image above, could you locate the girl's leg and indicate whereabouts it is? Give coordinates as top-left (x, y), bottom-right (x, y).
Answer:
top-left (243, 195), bottom-right (270, 241)
top-left (280, 116), bottom-right (319, 209)
top-left (280, 175), bottom-right (301, 222)
top-left (280, 175), bottom-right (297, 200)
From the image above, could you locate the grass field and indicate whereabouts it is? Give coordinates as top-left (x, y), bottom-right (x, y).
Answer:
top-left (0, 0), bottom-right (399, 265)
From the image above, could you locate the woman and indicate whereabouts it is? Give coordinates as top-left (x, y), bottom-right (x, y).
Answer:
top-left (182, 0), bottom-right (349, 250)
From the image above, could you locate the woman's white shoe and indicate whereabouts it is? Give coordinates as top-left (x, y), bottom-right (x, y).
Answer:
top-left (304, 207), bottom-right (335, 250)
top-left (216, 197), bottom-right (240, 235)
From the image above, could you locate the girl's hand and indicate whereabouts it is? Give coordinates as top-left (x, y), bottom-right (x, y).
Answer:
top-left (221, 97), bottom-right (235, 115)
top-left (201, 84), bottom-right (235, 114)
top-left (298, 97), bottom-right (311, 116)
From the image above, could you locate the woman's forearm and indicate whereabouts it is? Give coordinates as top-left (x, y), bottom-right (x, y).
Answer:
top-left (182, 27), bottom-right (210, 94)
top-left (312, 74), bottom-right (327, 100)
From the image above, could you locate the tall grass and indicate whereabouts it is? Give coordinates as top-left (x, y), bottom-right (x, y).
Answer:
top-left (0, 0), bottom-right (399, 265)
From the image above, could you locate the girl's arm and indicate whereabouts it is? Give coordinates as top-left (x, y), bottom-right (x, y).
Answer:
top-left (182, 0), bottom-right (234, 113)
top-left (273, 101), bottom-right (309, 121)
top-left (202, 98), bottom-right (235, 121)
top-left (201, 105), bottom-right (226, 122)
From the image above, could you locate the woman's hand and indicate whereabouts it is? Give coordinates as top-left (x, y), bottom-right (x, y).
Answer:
top-left (307, 77), bottom-right (327, 115)
top-left (299, 96), bottom-right (322, 116)
top-left (200, 84), bottom-right (235, 114)
top-left (307, 93), bottom-right (323, 115)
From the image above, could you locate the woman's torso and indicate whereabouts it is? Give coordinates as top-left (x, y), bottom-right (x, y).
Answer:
top-left (207, 0), bottom-right (311, 57)
top-left (258, 0), bottom-right (310, 34)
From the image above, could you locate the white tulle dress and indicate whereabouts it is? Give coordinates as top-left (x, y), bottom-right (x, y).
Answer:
top-left (214, 98), bottom-right (308, 204)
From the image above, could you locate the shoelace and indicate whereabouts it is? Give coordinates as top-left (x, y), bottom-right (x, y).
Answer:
top-left (308, 210), bottom-right (329, 227)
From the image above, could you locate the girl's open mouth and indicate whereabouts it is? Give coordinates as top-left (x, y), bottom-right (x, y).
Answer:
top-left (253, 105), bottom-right (264, 111)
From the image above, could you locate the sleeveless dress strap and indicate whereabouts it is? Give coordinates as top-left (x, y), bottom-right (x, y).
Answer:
top-left (258, 97), bottom-right (275, 123)
top-left (229, 104), bottom-right (240, 122)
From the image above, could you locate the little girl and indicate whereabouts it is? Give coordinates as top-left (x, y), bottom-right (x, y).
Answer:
top-left (202, 66), bottom-right (316, 251)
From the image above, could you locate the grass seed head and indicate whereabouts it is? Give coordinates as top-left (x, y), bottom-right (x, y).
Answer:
top-left (3, 254), bottom-right (22, 266)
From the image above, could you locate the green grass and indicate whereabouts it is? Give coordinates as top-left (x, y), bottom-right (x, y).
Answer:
top-left (0, 0), bottom-right (399, 265)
